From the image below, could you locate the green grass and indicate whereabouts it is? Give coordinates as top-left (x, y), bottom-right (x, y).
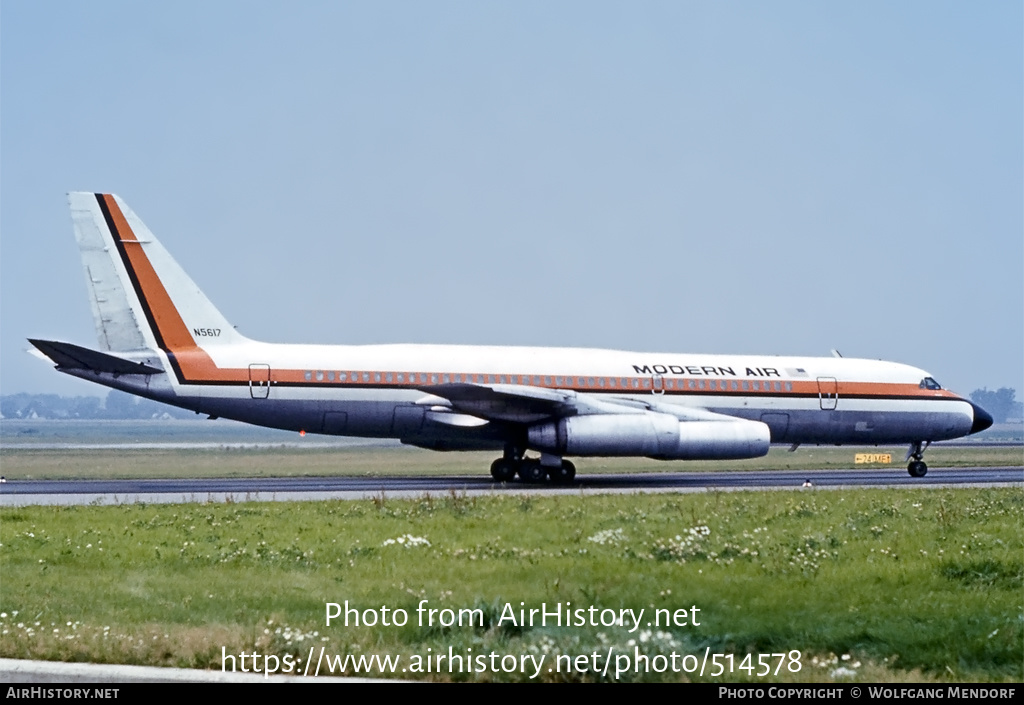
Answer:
top-left (1, 444), bottom-right (1020, 480)
top-left (1, 489), bottom-right (1021, 681)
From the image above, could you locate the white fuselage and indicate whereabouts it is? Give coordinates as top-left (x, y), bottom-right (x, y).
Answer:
top-left (83, 339), bottom-right (977, 451)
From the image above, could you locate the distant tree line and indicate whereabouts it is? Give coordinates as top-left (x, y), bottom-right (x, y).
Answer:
top-left (0, 390), bottom-right (195, 420)
top-left (969, 388), bottom-right (1022, 424)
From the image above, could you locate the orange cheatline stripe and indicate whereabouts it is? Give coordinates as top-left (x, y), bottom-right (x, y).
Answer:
top-left (267, 370), bottom-right (961, 401)
top-left (183, 355), bottom-right (965, 398)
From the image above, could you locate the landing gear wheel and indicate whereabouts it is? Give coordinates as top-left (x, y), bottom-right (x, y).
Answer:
top-left (908, 460), bottom-right (928, 478)
top-left (518, 460), bottom-right (548, 483)
top-left (547, 460), bottom-right (576, 484)
top-left (906, 441), bottom-right (930, 478)
top-left (490, 458), bottom-right (517, 482)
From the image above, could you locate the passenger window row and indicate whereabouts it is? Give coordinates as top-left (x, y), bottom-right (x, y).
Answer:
top-left (301, 370), bottom-right (795, 393)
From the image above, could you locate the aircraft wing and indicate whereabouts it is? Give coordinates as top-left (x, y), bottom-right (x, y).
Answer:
top-left (416, 383), bottom-right (576, 423)
top-left (416, 382), bottom-right (741, 425)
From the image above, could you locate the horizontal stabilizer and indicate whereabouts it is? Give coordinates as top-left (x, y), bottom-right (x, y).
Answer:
top-left (28, 339), bottom-right (163, 375)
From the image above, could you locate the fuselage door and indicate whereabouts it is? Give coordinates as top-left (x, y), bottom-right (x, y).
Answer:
top-left (817, 377), bottom-right (838, 410)
top-left (249, 364), bottom-right (271, 399)
top-left (652, 373), bottom-right (665, 395)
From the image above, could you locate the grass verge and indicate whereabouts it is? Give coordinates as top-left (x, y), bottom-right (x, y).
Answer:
top-left (0, 488), bottom-right (1021, 682)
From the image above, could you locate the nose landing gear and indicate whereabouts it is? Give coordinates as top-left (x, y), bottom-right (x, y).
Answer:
top-left (906, 441), bottom-right (930, 477)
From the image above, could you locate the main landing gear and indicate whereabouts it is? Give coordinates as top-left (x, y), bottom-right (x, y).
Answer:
top-left (490, 446), bottom-right (576, 484)
top-left (906, 441), bottom-right (930, 477)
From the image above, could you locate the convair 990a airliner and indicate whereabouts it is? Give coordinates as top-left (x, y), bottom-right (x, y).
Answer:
top-left (30, 193), bottom-right (993, 482)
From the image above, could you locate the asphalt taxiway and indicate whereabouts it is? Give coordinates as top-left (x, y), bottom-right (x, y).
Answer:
top-left (1, 466), bottom-right (1020, 506)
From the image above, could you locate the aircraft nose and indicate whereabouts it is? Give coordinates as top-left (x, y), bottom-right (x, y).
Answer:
top-left (969, 402), bottom-right (994, 435)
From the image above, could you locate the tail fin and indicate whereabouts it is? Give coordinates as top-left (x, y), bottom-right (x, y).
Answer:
top-left (68, 193), bottom-right (247, 353)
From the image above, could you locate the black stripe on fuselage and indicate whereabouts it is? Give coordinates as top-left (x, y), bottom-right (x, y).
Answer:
top-left (251, 381), bottom-right (965, 404)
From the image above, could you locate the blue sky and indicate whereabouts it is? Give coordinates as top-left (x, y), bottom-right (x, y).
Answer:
top-left (2, 1), bottom-right (1021, 398)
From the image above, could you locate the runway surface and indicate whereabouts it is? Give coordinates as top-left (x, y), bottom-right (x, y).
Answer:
top-left (1, 466), bottom-right (1020, 506)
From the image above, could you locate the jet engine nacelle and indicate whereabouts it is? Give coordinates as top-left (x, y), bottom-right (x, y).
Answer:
top-left (527, 412), bottom-right (771, 460)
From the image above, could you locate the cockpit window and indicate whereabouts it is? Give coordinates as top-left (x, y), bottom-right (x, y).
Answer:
top-left (919, 377), bottom-right (942, 390)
